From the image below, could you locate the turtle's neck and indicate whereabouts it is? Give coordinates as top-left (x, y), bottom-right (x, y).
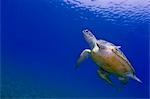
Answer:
top-left (87, 39), bottom-right (97, 49)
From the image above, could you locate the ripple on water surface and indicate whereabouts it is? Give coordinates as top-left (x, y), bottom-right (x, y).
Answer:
top-left (53, 0), bottom-right (150, 25)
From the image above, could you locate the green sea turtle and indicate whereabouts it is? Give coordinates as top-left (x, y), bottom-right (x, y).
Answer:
top-left (77, 29), bottom-right (142, 85)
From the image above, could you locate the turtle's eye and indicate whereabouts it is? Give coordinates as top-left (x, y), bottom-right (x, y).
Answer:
top-left (85, 29), bottom-right (89, 32)
top-left (84, 29), bottom-right (89, 33)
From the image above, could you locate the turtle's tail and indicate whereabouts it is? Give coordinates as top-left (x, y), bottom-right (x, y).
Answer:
top-left (131, 75), bottom-right (142, 83)
top-left (82, 29), bottom-right (97, 48)
top-left (127, 73), bottom-right (142, 83)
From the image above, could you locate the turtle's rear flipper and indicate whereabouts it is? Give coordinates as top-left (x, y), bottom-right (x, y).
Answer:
top-left (97, 69), bottom-right (113, 86)
top-left (76, 49), bottom-right (91, 68)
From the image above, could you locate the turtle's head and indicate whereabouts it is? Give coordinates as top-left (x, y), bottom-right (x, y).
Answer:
top-left (82, 29), bottom-right (97, 49)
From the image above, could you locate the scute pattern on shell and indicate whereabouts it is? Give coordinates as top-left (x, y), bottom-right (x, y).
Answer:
top-left (97, 40), bottom-right (129, 65)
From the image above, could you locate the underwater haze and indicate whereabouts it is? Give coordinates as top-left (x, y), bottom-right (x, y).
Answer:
top-left (1, 0), bottom-right (150, 98)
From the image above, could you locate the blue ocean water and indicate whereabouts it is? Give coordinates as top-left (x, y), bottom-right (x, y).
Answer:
top-left (1, 0), bottom-right (150, 98)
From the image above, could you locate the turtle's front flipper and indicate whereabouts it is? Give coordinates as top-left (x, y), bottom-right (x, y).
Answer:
top-left (97, 69), bottom-right (113, 85)
top-left (76, 49), bottom-right (91, 68)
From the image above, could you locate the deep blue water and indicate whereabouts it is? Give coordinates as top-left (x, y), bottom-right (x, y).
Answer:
top-left (1, 0), bottom-right (150, 98)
